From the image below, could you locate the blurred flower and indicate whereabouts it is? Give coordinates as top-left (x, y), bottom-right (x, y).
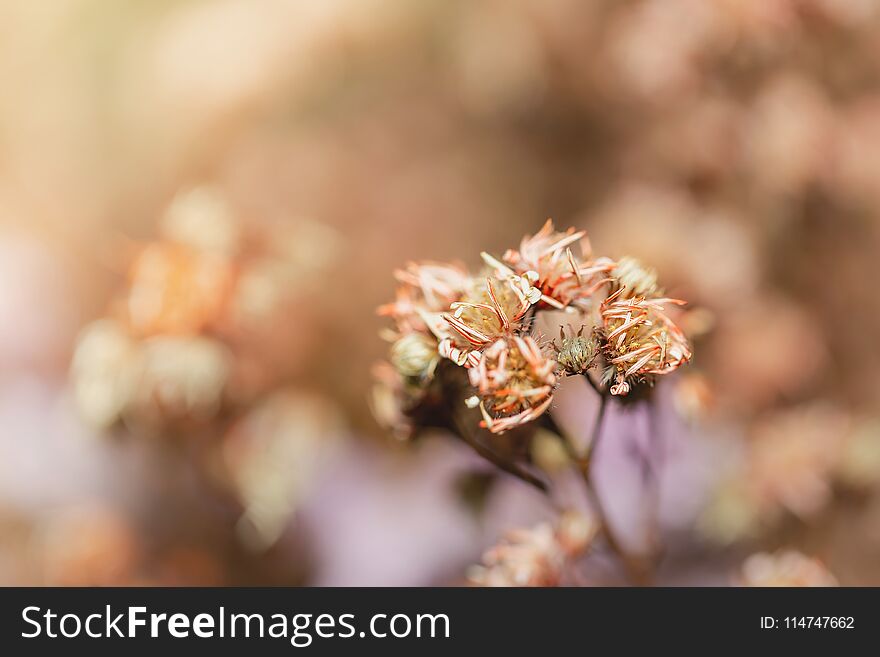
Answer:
top-left (744, 74), bottom-right (833, 195)
top-left (377, 261), bottom-right (469, 335)
top-left (39, 505), bottom-right (139, 586)
top-left (227, 216), bottom-right (340, 329)
top-left (749, 404), bottom-right (848, 519)
top-left (390, 332), bottom-right (440, 380)
top-left (222, 389), bottom-right (346, 551)
top-left (835, 418), bottom-right (880, 490)
top-left (70, 319), bottom-right (142, 430)
top-left (708, 296), bottom-right (825, 411)
top-left (529, 429), bottom-right (572, 474)
top-left (160, 186), bottom-right (241, 257)
top-left (468, 511), bottom-right (595, 587)
top-left (672, 371), bottom-right (714, 422)
top-left (699, 476), bottom-right (763, 544)
top-left (701, 404), bottom-right (850, 542)
top-left (130, 335), bottom-right (232, 424)
top-left (369, 358), bottom-right (442, 441)
top-left (606, 0), bottom-right (727, 102)
top-left (71, 318), bottom-right (232, 430)
top-left (125, 241), bottom-right (235, 338)
top-left (739, 550), bottom-right (838, 587)
top-left (71, 186), bottom-right (339, 433)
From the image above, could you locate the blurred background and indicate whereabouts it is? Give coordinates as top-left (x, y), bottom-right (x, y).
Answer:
top-left (2, 0), bottom-right (880, 586)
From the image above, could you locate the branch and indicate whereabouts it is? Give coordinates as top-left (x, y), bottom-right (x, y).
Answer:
top-left (454, 415), bottom-right (549, 493)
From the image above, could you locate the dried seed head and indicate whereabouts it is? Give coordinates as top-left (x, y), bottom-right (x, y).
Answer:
top-left (390, 332), bottom-right (440, 379)
top-left (441, 272), bottom-right (539, 355)
top-left (554, 325), bottom-right (599, 374)
top-left (599, 291), bottom-right (691, 395)
top-left (610, 256), bottom-right (661, 299)
top-left (468, 336), bottom-right (556, 434)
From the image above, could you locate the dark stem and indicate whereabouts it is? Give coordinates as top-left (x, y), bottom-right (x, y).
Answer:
top-left (454, 414), bottom-right (549, 493)
top-left (552, 380), bottom-right (651, 585)
top-left (583, 371), bottom-right (604, 396)
top-left (580, 395), bottom-right (647, 583)
top-left (643, 395), bottom-right (665, 566)
top-left (583, 393), bottom-right (608, 474)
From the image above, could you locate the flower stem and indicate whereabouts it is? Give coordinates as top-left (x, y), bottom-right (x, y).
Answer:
top-left (583, 371), bottom-right (604, 396)
top-left (643, 395), bottom-right (665, 567)
top-left (583, 392), bottom-right (607, 473)
top-left (548, 385), bottom-right (651, 585)
top-left (454, 414), bottom-right (549, 493)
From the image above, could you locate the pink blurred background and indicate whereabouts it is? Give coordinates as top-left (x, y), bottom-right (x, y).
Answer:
top-left (1, 0), bottom-right (880, 586)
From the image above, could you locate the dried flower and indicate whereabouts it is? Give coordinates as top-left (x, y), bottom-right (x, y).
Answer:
top-left (739, 550), bottom-right (838, 587)
top-left (554, 325), bottom-right (599, 375)
top-left (441, 272), bottom-right (541, 355)
top-left (377, 261), bottom-right (469, 335)
top-left (370, 362), bottom-right (423, 440)
top-left (609, 256), bottom-right (661, 299)
top-left (469, 336), bottom-right (557, 434)
top-left (374, 221), bottom-right (694, 442)
top-left (599, 290), bottom-right (691, 395)
top-left (492, 219), bottom-right (613, 309)
top-left (390, 332), bottom-right (440, 379)
top-left (468, 511), bottom-right (595, 587)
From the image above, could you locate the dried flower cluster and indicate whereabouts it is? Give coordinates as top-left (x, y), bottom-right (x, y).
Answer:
top-left (71, 186), bottom-right (338, 431)
top-left (374, 220), bottom-right (692, 437)
top-left (467, 512), bottom-right (596, 587)
top-left (699, 404), bottom-right (880, 544)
